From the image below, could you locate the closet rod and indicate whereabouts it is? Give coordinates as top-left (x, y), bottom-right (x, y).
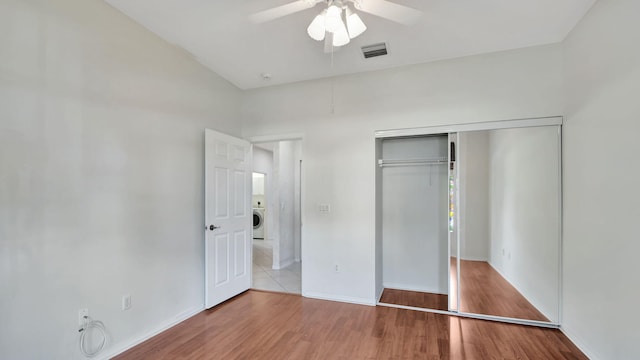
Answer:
top-left (378, 158), bottom-right (448, 167)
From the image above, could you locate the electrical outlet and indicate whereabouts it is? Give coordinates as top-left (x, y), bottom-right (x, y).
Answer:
top-left (122, 295), bottom-right (131, 310)
top-left (78, 308), bottom-right (88, 326)
top-left (334, 264), bottom-right (339, 272)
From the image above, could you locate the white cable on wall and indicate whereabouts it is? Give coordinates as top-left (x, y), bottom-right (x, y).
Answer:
top-left (78, 316), bottom-right (107, 358)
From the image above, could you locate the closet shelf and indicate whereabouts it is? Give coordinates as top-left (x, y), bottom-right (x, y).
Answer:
top-left (378, 157), bottom-right (448, 167)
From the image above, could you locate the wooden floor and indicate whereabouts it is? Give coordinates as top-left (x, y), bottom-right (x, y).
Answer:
top-left (114, 290), bottom-right (585, 360)
top-left (381, 259), bottom-right (549, 322)
top-left (458, 260), bottom-right (549, 321)
top-left (380, 288), bottom-right (448, 311)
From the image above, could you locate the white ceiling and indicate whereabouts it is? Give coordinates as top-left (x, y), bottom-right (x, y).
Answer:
top-left (104, 0), bottom-right (595, 89)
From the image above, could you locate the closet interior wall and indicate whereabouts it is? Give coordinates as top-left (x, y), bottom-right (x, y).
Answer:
top-left (381, 135), bottom-right (449, 294)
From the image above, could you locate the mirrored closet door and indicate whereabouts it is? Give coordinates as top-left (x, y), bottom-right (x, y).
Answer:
top-left (454, 126), bottom-right (561, 324)
top-left (376, 120), bottom-right (562, 326)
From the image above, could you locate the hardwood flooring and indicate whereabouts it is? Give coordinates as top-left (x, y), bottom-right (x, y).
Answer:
top-left (458, 260), bottom-right (549, 322)
top-left (114, 290), bottom-right (586, 360)
top-left (380, 288), bottom-right (449, 311)
top-left (381, 259), bottom-right (549, 322)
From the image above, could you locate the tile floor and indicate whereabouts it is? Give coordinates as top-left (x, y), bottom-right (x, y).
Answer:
top-left (252, 239), bottom-right (301, 294)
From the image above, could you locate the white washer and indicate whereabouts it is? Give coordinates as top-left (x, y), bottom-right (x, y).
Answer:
top-left (253, 208), bottom-right (265, 239)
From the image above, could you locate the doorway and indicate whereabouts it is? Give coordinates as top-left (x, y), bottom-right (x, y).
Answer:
top-left (251, 140), bottom-right (303, 294)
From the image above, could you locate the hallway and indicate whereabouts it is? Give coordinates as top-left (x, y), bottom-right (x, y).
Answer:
top-left (252, 239), bottom-right (301, 294)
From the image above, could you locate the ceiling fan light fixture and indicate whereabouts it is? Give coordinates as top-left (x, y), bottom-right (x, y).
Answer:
top-left (346, 7), bottom-right (366, 39)
top-left (303, 0), bottom-right (370, 49)
top-left (307, 12), bottom-right (326, 41)
top-left (324, 4), bottom-right (343, 33)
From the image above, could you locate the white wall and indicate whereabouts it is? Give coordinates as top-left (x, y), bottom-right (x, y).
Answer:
top-left (252, 144), bottom-right (272, 233)
top-left (252, 173), bottom-right (265, 208)
top-left (563, 0), bottom-right (640, 358)
top-left (241, 44), bottom-right (563, 304)
top-left (253, 147), bottom-right (273, 192)
top-left (253, 149), bottom-right (272, 173)
top-left (487, 126), bottom-right (560, 322)
top-left (382, 136), bottom-right (449, 294)
top-left (458, 131), bottom-right (490, 261)
top-left (273, 141), bottom-right (297, 269)
top-left (0, 0), bottom-right (241, 358)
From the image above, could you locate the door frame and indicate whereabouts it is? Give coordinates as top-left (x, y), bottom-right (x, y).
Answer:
top-left (247, 133), bottom-right (305, 292)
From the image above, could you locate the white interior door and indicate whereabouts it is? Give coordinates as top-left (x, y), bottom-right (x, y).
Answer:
top-left (205, 129), bottom-right (252, 309)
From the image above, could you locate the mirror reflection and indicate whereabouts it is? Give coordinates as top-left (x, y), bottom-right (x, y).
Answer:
top-left (455, 126), bottom-right (560, 322)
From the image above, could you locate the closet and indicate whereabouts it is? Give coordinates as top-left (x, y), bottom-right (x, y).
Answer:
top-left (375, 117), bottom-right (562, 327)
top-left (378, 135), bottom-right (451, 310)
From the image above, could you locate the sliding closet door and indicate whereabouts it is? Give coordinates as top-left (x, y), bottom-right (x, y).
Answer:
top-left (456, 126), bottom-right (561, 324)
top-left (375, 116), bottom-right (563, 327)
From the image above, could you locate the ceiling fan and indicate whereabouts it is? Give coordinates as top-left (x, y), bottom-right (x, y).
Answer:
top-left (250, 0), bottom-right (422, 52)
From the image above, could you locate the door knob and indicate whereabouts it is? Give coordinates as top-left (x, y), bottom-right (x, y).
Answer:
top-left (209, 225), bottom-right (220, 231)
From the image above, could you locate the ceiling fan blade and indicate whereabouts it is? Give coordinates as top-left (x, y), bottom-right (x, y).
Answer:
top-left (356, 0), bottom-right (422, 25)
top-left (249, 1), bottom-right (318, 24)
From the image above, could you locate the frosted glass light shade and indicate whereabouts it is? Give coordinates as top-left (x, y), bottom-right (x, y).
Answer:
top-left (346, 12), bottom-right (366, 39)
top-left (332, 20), bottom-right (350, 47)
top-left (325, 5), bottom-right (343, 33)
top-left (307, 13), bottom-right (326, 41)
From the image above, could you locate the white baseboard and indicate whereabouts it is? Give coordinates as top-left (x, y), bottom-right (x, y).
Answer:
top-left (460, 256), bottom-right (489, 262)
top-left (383, 282), bottom-right (447, 295)
top-left (303, 291), bottom-right (376, 306)
top-left (560, 325), bottom-right (600, 360)
top-left (101, 305), bottom-right (204, 360)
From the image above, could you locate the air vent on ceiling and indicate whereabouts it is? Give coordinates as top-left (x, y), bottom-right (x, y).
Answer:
top-left (362, 43), bottom-right (388, 59)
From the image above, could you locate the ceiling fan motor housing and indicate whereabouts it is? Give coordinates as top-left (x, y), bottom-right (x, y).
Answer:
top-left (311, 0), bottom-right (363, 9)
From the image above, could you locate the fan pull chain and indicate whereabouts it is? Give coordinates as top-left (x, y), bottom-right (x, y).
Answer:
top-left (330, 42), bottom-right (335, 114)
